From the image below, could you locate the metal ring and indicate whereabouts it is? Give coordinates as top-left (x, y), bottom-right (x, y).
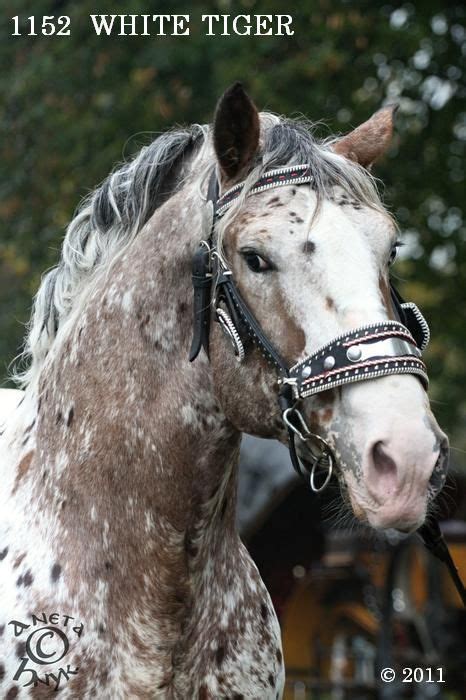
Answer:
top-left (310, 453), bottom-right (334, 493)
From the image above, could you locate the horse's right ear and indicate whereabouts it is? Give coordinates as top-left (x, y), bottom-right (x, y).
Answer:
top-left (213, 82), bottom-right (260, 182)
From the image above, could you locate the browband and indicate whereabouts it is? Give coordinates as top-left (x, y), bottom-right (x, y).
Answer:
top-left (215, 164), bottom-right (314, 217)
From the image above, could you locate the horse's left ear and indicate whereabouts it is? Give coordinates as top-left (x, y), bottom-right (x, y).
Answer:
top-left (332, 105), bottom-right (397, 168)
top-left (213, 82), bottom-right (260, 181)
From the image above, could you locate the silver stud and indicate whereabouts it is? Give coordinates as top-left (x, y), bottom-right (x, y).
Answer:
top-left (301, 366), bottom-right (312, 379)
top-left (347, 345), bottom-right (362, 362)
top-left (323, 355), bottom-right (335, 371)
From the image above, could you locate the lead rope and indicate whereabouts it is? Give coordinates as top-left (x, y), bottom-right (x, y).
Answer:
top-left (418, 519), bottom-right (466, 606)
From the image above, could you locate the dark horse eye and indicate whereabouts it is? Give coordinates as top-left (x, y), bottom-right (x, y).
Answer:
top-left (243, 251), bottom-right (272, 273)
top-left (389, 241), bottom-right (402, 265)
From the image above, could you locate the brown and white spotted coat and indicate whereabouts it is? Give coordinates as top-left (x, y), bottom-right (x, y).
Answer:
top-left (0, 84), bottom-right (448, 698)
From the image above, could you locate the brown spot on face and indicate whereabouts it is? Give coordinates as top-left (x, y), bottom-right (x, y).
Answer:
top-left (0, 547), bottom-right (8, 561)
top-left (16, 641), bottom-right (26, 658)
top-left (56, 410), bottom-right (63, 424)
top-left (321, 408), bottom-right (334, 424)
top-left (6, 687), bottom-right (18, 699)
top-left (325, 296), bottom-right (335, 311)
top-left (273, 289), bottom-right (306, 364)
top-left (12, 450), bottom-right (34, 493)
top-left (295, 216), bottom-right (304, 224)
top-left (302, 240), bottom-right (315, 256)
top-left (199, 684), bottom-right (211, 699)
top-left (379, 274), bottom-right (396, 320)
top-left (267, 196), bottom-right (280, 205)
top-left (268, 674), bottom-right (275, 687)
top-left (0, 624), bottom-right (5, 636)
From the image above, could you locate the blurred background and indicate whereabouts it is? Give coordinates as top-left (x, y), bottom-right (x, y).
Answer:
top-left (1, 0), bottom-right (465, 697)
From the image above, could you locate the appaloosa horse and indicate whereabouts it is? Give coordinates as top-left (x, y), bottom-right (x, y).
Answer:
top-left (0, 84), bottom-right (448, 698)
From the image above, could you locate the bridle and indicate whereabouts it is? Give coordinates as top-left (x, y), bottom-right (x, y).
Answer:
top-left (188, 162), bottom-right (466, 606)
top-left (189, 164), bottom-right (429, 490)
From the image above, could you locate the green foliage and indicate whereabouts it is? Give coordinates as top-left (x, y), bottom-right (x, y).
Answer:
top-left (0, 1), bottom-right (465, 458)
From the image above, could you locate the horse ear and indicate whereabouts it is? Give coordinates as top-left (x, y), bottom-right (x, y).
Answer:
top-left (332, 105), bottom-right (397, 168)
top-left (213, 82), bottom-right (260, 181)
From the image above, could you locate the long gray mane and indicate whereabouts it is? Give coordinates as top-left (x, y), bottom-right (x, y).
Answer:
top-left (14, 113), bottom-right (384, 389)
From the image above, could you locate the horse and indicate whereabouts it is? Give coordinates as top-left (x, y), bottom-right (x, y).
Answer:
top-left (0, 83), bottom-right (448, 699)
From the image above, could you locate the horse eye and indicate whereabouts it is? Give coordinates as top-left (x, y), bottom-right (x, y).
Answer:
top-left (389, 241), bottom-right (401, 265)
top-left (242, 251), bottom-right (272, 273)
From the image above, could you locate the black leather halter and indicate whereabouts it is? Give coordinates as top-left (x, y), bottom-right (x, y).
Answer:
top-left (188, 164), bottom-right (465, 607)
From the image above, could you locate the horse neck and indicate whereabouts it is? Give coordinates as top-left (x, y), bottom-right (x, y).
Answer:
top-left (26, 181), bottom-right (243, 612)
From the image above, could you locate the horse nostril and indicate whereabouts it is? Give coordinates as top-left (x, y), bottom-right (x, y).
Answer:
top-left (372, 441), bottom-right (397, 477)
top-left (429, 435), bottom-right (450, 494)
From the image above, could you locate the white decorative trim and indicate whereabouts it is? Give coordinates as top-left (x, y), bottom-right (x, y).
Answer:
top-left (298, 364), bottom-right (429, 399)
top-left (215, 164), bottom-right (313, 218)
top-left (401, 302), bottom-right (430, 351)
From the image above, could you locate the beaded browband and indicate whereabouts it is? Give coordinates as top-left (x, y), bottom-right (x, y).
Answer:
top-left (215, 164), bottom-right (314, 217)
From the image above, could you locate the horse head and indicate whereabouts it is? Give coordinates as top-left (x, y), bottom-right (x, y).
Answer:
top-left (200, 83), bottom-right (448, 534)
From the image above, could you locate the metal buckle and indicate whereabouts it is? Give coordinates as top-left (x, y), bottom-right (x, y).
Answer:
top-left (282, 407), bottom-right (334, 493)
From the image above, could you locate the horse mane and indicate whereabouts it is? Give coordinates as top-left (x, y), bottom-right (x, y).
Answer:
top-left (13, 124), bottom-right (209, 387)
top-left (14, 113), bottom-right (384, 389)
